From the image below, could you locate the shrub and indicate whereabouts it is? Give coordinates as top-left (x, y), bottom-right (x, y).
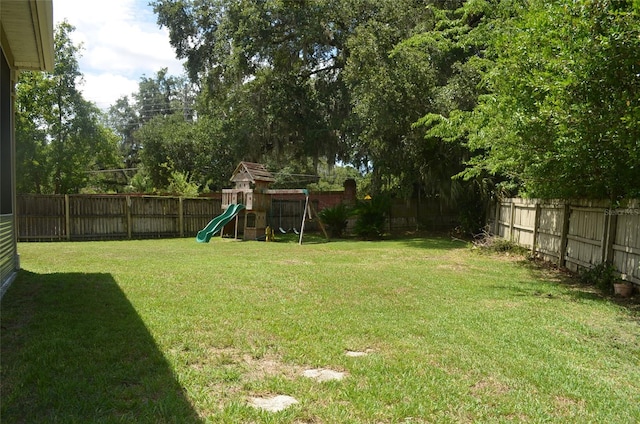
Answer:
top-left (127, 168), bottom-right (155, 194)
top-left (352, 196), bottom-right (389, 239)
top-left (579, 262), bottom-right (617, 293)
top-left (318, 203), bottom-right (351, 238)
top-left (472, 232), bottom-right (530, 256)
top-left (167, 171), bottom-right (199, 197)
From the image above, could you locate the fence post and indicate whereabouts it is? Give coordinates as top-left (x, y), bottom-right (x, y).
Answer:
top-left (65, 194), bottom-right (71, 241)
top-left (126, 196), bottom-right (132, 239)
top-left (179, 197), bottom-right (184, 238)
top-left (493, 200), bottom-right (501, 235)
top-left (532, 201), bottom-right (541, 257)
top-left (602, 208), bottom-right (617, 264)
top-left (508, 201), bottom-right (516, 242)
top-left (558, 202), bottom-right (571, 267)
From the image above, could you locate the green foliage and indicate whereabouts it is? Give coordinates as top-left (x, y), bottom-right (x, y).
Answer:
top-left (152, 0), bottom-right (356, 167)
top-left (104, 69), bottom-right (199, 193)
top-left (107, 95), bottom-right (140, 170)
top-left (166, 171), bottom-right (200, 197)
top-left (134, 114), bottom-right (232, 191)
top-left (472, 234), bottom-right (530, 256)
top-left (344, 0), bottom-right (500, 213)
top-left (308, 163), bottom-right (363, 192)
top-left (135, 68), bottom-right (194, 122)
top-left (126, 166), bottom-right (155, 194)
top-left (343, 1), bottom-right (436, 179)
top-left (352, 195), bottom-right (390, 239)
top-left (455, 185), bottom-right (488, 235)
top-left (461, 0), bottom-right (640, 199)
top-left (579, 262), bottom-right (618, 293)
top-left (15, 71), bottom-right (52, 194)
top-left (137, 0), bottom-right (640, 204)
top-left (318, 203), bottom-right (352, 238)
top-left (15, 21), bottom-right (121, 194)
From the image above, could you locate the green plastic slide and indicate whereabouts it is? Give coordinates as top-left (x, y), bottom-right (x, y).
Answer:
top-left (196, 203), bottom-right (245, 243)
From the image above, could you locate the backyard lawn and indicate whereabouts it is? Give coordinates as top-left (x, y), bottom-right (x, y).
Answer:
top-left (1, 236), bottom-right (638, 423)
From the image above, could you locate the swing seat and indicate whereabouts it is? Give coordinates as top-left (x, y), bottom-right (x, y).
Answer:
top-left (279, 227), bottom-right (287, 234)
top-left (293, 228), bottom-right (299, 235)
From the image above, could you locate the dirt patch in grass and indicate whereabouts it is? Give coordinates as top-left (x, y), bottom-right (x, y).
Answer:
top-left (470, 377), bottom-right (511, 397)
top-left (554, 395), bottom-right (586, 412)
top-left (278, 259), bottom-right (313, 266)
top-left (201, 347), bottom-right (304, 381)
top-left (302, 368), bottom-right (347, 382)
top-left (193, 347), bottom-right (305, 413)
top-left (242, 352), bottom-right (305, 381)
top-left (436, 263), bottom-right (469, 272)
top-left (249, 394), bottom-right (299, 412)
top-left (345, 349), bottom-right (375, 357)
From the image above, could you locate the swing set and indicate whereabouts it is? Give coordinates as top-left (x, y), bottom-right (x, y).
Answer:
top-left (206, 162), bottom-right (327, 244)
top-left (266, 188), bottom-right (328, 244)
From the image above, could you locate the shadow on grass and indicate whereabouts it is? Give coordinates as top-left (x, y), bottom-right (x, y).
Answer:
top-left (398, 235), bottom-right (470, 250)
top-left (493, 257), bottom-right (639, 317)
top-left (1, 271), bottom-right (202, 423)
top-left (271, 232), bottom-right (330, 244)
top-left (270, 231), bottom-right (469, 249)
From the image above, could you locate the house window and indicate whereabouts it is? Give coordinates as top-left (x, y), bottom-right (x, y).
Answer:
top-left (0, 51), bottom-right (12, 215)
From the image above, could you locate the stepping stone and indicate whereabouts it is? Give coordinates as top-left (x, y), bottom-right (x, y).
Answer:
top-left (249, 395), bottom-right (298, 412)
top-left (303, 368), bottom-right (346, 382)
top-left (345, 349), bottom-right (373, 357)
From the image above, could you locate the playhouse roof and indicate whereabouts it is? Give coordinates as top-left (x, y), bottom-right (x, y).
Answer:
top-left (230, 162), bottom-right (276, 183)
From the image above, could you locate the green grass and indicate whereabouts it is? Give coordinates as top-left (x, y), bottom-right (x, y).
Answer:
top-left (2, 235), bottom-right (639, 423)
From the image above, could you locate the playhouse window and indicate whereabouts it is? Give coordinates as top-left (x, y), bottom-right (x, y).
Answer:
top-left (246, 213), bottom-right (256, 228)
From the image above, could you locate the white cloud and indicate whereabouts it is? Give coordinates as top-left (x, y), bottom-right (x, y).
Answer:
top-left (53, 0), bottom-right (185, 109)
top-left (79, 73), bottom-right (139, 110)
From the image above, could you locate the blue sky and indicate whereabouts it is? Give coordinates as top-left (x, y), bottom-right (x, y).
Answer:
top-left (54, 0), bottom-right (185, 109)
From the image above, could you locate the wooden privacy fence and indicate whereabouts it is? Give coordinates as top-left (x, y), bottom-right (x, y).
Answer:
top-left (16, 193), bottom-right (464, 242)
top-left (17, 194), bottom-right (222, 241)
top-left (492, 198), bottom-right (640, 285)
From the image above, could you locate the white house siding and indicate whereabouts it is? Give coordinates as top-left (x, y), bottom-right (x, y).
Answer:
top-left (0, 214), bottom-right (17, 297)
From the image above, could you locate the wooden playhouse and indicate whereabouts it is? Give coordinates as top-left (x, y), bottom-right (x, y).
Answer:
top-left (222, 162), bottom-right (275, 240)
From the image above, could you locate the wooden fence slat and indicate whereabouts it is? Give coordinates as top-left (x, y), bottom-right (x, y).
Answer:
top-left (16, 194), bottom-right (219, 241)
top-left (612, 244), bottom-right (640, 256)
top-left (567, 234), bottom-right (602, 247)
top-left (492, 198), bottom-right (639, 287)
top-left (532, 203), bottom-right (541, 256)
top-left (559, 203), bottom-right (570, 267)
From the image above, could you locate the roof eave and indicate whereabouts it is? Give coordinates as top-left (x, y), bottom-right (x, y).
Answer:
top-left (0, 0), bottom-right (54, 72)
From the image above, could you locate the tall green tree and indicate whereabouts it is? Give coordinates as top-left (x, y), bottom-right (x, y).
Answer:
top-left (342, 1), bottom-right (436, 194)
top-left (15, 71), bottom-right (53, 193)
top-left (107, 96), bottom-right (140, 170)
top-left (136, 68), bottom-right (195, 122)
top-left (15, 21), bottom-right (120, 194)
top-left (443, 0), bottom-right (640, 200)
top-left (152, 0), bottom-right (384, 168)
top-left (344, 0), bottom-right (501, 230)
top-left (133, 113), bottom-right (235, 192)
top-left (150, 0), bottom-right (640, 204)
top-left (106, 68), bottom-right (199, 192)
